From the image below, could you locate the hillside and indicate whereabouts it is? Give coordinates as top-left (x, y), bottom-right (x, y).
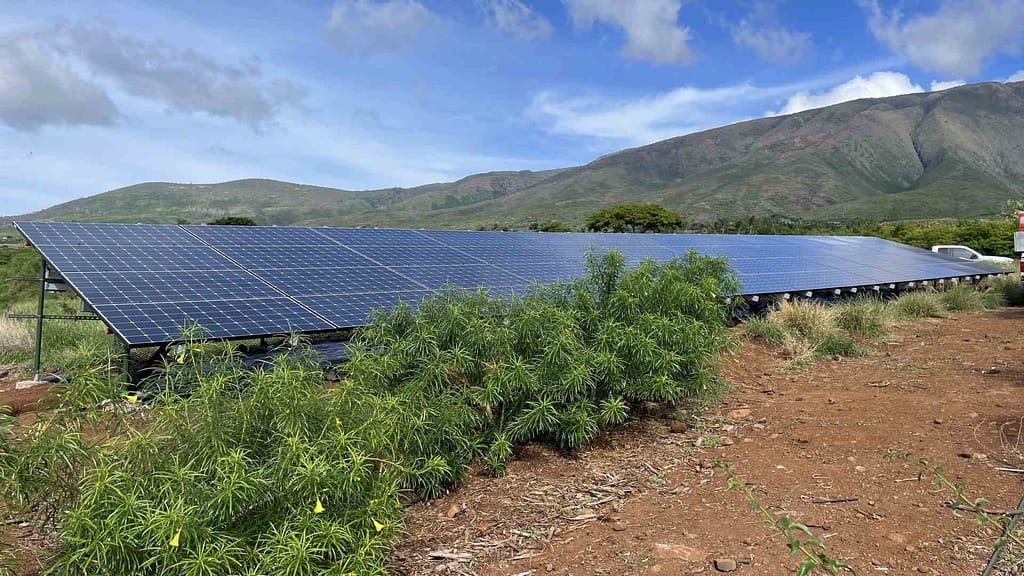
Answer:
top-left (14, 80), bottom-right (1024, 228)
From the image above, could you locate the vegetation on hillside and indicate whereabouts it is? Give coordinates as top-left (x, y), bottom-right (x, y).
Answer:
top-left (207, 216), bottom-right (257, 226)
top-left (584, 203), bottom-right (687, 233)
top-left (0, 251), bottom-right (737, 575)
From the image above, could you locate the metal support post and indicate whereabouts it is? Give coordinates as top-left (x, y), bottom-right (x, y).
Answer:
top-left (32, 257), bottom-right (46, 380)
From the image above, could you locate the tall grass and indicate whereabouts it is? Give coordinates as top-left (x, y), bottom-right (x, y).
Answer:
top-left (834, 297), bottom-right (890, 338)
top-left (747, 281), bottom-right (1016, 364)
top-left (0, 250), bottom-right (739, 576)
top-left (892, 291), bottom-right (947, 319)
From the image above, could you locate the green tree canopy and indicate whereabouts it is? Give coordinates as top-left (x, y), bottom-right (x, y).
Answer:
top-left (208, 216), bottom-right (256, 226)
top-left (584, 203), bottom-right (687, 233)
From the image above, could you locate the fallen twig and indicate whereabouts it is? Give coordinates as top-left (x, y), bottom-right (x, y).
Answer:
top-left (809, 496), bottom-right (860, 504)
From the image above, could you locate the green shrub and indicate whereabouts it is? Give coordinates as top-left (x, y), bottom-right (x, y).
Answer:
top-left (893, 291), bottom-right (947, 319)
top-left (1, 250), bottom-right (739, 576)
top-left (835, 297), bottom-right (891, 338)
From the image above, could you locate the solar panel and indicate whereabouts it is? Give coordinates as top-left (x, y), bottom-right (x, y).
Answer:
top-left (15, 221), bottom-right (1010, 346)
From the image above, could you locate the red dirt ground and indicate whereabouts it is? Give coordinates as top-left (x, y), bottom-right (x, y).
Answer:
top-left (395, 309), bottom-right (1024, 576)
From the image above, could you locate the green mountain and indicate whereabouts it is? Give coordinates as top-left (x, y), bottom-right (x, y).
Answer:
top-left (14, 80), bottom-right (1024, 228)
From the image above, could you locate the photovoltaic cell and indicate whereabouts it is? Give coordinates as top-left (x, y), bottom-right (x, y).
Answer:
top-left (64, 270), bottom-right (276, 306)
top-left (94, 298), bottom-right (334, 344)
top-left (19, 222), bottom-right (204, 246)
top-left (296, 292), bottom-right (432, 327)
top-left (219, 245), bottom-right (376, 270)
top-left (16, 222), bottom-right (1010, 346)
top-left (253, 267), bottom-right (428, 296)
top-left (43, 246), bottom-right (233, 273)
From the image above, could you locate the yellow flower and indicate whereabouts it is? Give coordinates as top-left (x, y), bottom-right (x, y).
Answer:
top-left (314, 496), bottom-right (325, 514)
top-left (125, 394), bottom-right (138, 404)
top-left (372, 519), bottom-right (385, 532)
top-left (176, 354), bottom-right (185, 364)
top-left (168, 529), bottom-right (180, 547)
top-left (335, 417), bottom-right (342, 427)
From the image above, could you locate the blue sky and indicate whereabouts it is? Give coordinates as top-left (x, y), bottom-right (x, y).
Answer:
top-left (1, 0), bottom-right (1023, 215)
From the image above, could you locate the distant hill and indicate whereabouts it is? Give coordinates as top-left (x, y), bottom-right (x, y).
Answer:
top-left (15, 80), bottom-right (1024, 228)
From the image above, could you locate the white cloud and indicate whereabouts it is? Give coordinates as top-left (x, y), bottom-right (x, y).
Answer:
top-left (0, 33), bottom-right (117, 131)
top-left (774, 71), bottom-right (923, 115)
top-left (0, 23), bottom-right (304, 132)
top-left (929, 79), bottom-right (966, 91)
top-left (565, 0), bottom-right (693, 64)
top-left (530, 83), bottom-right (784, 145)
top-left (482, 0), bottom-right (553, 41)
top-left (730, 2), bottom-right (812, 64)
top-left (57, 24), bottom-right (304, 130)
top-left (327, 0), bottom-right (437, 53)
top-left (860, 0), bottom-right (1024, 76)
top-left (1008, 70), bottom-right (1024, 82)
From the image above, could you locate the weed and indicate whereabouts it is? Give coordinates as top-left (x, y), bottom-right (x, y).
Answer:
top-left (939, 284), bottom-right (987, 312)
top-left (719, 462), bottom-right (854, 575)
top-left (892, 291), bottom-right (947, 319)
top-left (834, 297), bottom-right (890, 338)
top-left (0, 316), bottom-right (32, 359)
top-left (814, 331), bottom-right (863, 359)
top-left (772, 300), bottom-right (834, 341)
top-left (744, 315), bottom-right (787, 345)
top-left (885, 449), bottom-right (1024, 564)
top-left (981, 274), bottom-right (1024, 306)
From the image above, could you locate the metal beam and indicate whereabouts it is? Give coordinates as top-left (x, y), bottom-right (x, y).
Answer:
top-left (32, 257), bottom-right (45, 380)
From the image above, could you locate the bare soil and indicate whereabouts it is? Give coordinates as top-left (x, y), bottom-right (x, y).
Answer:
top-left (395, 309), bottom-right (1024, 576)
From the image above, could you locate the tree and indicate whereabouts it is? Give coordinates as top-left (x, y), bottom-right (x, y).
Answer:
top-left (208, 216), bottom-right (256, 226)
top-left (584, 204), bottom-right (686, 233)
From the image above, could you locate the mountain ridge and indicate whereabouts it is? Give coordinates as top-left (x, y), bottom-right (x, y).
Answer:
top-left (13, 80), bottom-right (1024, 228)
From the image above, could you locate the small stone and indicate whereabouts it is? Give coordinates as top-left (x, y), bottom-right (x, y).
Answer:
top-left (917, 567), bottom-right (930, 573)
top-left (868, 500), bottom-right (876, 506)
top-left (0, 369), bottom-right (9, 379)
top-left (752, 423), bottom-right (765, 430)
top-left (721, 437), bottom-right (735, 446)
top-left (713, 558), bottom-right (737, 572)
top-left (933, 419), bottom-right (943, 425)
top-left (612, 522), bottom-right (627, 531)
top-left (728, 408), bottom-right (752, 420)
top-left (972, 452), bottom-right (988, 461)
top-left (445, 503), bottom-right (464, 518)
top-left (653, 543), bottom-right (705, 562)
top-left (669, 420), bottom-right (688, 433)
top-left (855, 465), bottom-right (867, 473)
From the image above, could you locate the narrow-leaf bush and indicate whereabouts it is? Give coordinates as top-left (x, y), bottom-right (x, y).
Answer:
top-left (0, 250), bottom-right (738, 576)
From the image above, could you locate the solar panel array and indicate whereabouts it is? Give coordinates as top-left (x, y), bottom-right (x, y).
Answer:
top-left (16, 222), bottom-right (1008, 347)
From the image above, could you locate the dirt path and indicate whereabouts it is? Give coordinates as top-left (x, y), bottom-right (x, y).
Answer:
top-left (396, 309), bottom-right (1024, 575)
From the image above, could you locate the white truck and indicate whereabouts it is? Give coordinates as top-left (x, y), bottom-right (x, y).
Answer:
top-left (930, 245), bottom-right (1014, 264)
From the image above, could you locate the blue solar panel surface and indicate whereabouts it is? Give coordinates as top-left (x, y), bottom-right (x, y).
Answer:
top-left (15, 222), bottom-right (1008, 346)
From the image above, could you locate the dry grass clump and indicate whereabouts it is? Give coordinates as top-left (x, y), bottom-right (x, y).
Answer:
top-left (744, 300), bottom-right (863, 363)
top-left (0, 316), bottom-right (32, 359)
